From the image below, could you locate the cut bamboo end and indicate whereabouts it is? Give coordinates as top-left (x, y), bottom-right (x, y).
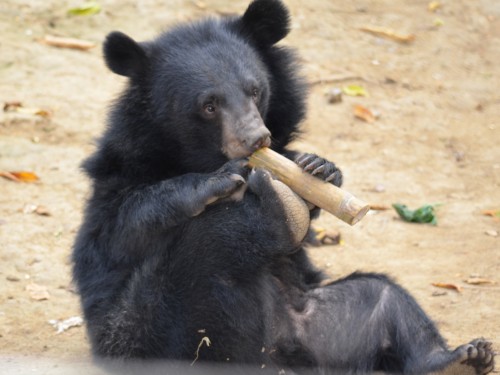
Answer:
top-left (248, 147), bottom-right (370, 226)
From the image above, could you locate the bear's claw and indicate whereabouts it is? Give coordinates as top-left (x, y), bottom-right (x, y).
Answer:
top-left (295, 153), bottom-right (343, 188)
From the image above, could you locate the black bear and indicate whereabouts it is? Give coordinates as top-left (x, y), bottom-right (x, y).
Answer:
top-left (72, 0), bottom-right (495, 374)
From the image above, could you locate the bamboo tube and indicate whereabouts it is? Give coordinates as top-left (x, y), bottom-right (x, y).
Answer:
top-left (248, 148), bottom-right (370, 225)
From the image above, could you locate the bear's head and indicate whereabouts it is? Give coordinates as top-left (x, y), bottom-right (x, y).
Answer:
top-left (99, 0), bottom-right (300, 178)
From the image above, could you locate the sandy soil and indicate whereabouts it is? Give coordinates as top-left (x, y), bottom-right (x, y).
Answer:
top-left (0, 0), bottom-right (499, 373)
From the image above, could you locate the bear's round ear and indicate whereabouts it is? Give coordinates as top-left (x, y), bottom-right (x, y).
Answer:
top-left (240, 0), bottom-right (290, 47)
top-left (103, 31), bottom-right (148, 78)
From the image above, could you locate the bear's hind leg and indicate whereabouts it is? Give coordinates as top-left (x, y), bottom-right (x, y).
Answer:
top-left (286, 273), bottom-right (495, 374)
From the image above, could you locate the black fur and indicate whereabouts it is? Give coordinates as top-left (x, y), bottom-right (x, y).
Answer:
top-left (73, 1), bottom-right (494, 374)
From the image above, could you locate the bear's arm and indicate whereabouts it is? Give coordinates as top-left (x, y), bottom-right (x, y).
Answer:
top-left (114, 171), bottom-right (244, 232)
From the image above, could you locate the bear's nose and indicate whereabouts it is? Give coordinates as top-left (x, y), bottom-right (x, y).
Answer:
top-left (250, 130), bottom-right (271, 151)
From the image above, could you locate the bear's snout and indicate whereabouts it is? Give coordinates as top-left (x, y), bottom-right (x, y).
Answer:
top-left (221, 107), bottom-right (272, 159)
top-left (245, 127), bottom-right (271, 152)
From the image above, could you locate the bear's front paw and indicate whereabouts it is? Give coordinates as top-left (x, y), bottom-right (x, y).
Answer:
top-left (216, 158), bottom-right (250, 180)
top-left (204, 175), bottom-right (245, 207)
top-left (295, 153), bottom-right (343, 188)
top-left (202, 159), bottom-right (250, 207)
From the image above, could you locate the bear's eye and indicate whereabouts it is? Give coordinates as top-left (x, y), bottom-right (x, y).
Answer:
top-left (204, 104), bottom-right (216, 114)
top-left (251, 88), bottom-right (259, 102)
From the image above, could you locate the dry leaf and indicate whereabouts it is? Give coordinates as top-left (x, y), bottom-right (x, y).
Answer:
top-left (393, 203), bottom-right (438, 225)
top-left (3, 101), bottom-right (22, 111)
top-left (13, 171), bottom-right (39, 182)
top-left (40, 35), bottom-right (96, 50)
top-left (48, 316), bottom-right (83, 334)
top-left (354, 104), bottom-right (376, 123)
top-left (431, 282), bottom-right (462, 293)
top-left (0, 171), bottom-right (40, 183)
top-left (482, 209), bottom-right (500, 222)
top-left (308, 227), bottom-right (341, 246)
top-left (369, 204), bottom-right (390, 211)
top-left (428, 1), bottom-right (441, 12)
top-left (16, 107), bottom-right (52, 118)
top-left (67, 1), bottom-right (101, 16)
top-left (3, 101), bottom-right (52, 118)
top-left (316, 229), bottom-right (341, 246)
top-left (0, 171), bottom-right (21, 182)
top-left (465, 278), bottom-right (496, 285)
top-left (26, 283), bottom-right (50, 301)
top-left (342, 84), bottom-right (369, 97)
top-left (432, 290), bottom-right (447, 297)
top-left (359, 26), bottom-right (416, 44)
top-left (22, 204), bottom-right (51, 216)
top-left (34, 205), bottom-right (51, 216)
top-left (433, 18), bottom-right (444, 27)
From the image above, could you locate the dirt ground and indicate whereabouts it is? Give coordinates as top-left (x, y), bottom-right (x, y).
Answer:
top-left (0, 0), bottom-right (499, 373)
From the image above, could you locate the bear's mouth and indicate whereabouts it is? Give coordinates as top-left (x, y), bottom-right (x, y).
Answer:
top-left (222, 135), bottom-right (271, 159)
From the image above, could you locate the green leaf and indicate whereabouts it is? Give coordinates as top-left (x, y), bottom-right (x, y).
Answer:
top-left (342, 84), bottom-right (369, 97)
top-left (392, 203), bottom-right (438, 225)
top-left (68, 2), bottom-right (102, 16)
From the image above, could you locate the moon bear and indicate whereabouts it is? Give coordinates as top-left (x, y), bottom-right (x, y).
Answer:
top-left (72, 1), bottom-right (495, 373)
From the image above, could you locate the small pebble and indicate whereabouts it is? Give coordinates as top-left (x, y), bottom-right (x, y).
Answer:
top-left (327, 88), bottom-right (343, 104)
top-left (485, 229), bottom-right (498, 237)
top-left (6, 275), bottom-right (20, 282)
top-left (432, 291), bottom-right (447, 297)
